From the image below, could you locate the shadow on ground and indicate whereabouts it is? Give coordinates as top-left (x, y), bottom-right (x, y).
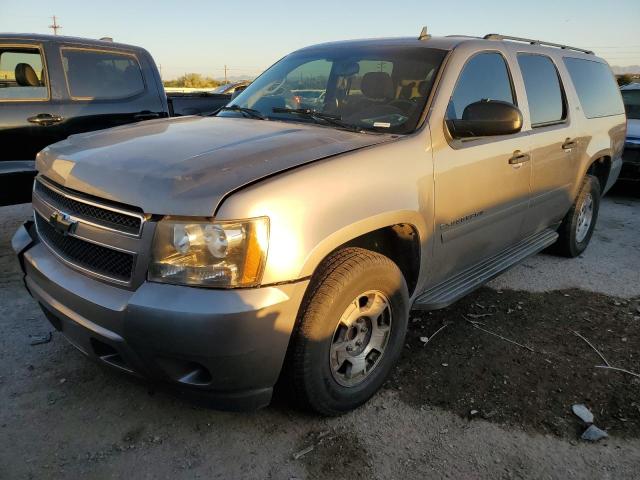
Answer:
top-left (389, 287), bottom-right (640, 439)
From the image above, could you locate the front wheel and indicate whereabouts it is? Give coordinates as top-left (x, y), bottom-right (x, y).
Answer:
top-left (553, 175), bottom-right (601, 257)
top-left (289, 247), bottom-right (409, 415)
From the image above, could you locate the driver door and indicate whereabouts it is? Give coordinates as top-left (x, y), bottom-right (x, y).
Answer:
top-left (429, 51), bottom-right (532, 284)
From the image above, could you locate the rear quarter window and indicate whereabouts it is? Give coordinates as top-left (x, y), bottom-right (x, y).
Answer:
top-left (563, 57), bottom-right (624, 119)
top-left (61, 48), bottom-right (145, 100)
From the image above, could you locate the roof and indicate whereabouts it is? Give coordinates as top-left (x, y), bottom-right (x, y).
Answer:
top-left (295, 34), bottom-right (597, 60)
top-left (0, 33), bottom-right (144, 51)
top-left (298, 36), bottom-right (466, 52)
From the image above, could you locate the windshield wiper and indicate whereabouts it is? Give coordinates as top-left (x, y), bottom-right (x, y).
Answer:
top-left (218, 105), bottom-right (265, 120)
top-left (272, 108), bottom-right (361, 132)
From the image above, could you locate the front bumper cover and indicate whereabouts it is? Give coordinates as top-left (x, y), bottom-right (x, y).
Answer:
top-left (13, 222), bottom-right (308, 410)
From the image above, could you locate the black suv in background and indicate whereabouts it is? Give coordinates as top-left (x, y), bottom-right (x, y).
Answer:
top-left (0, 34), bottom-right (232, 206)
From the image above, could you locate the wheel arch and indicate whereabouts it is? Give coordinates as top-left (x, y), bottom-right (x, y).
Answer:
top-left (299, 212), bottom-right (425, 297)
top-left (585, 154), bottom-right (611, 194)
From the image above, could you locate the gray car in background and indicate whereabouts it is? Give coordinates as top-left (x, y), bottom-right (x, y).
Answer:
top-left (13, 29), bottom-right (625, 415)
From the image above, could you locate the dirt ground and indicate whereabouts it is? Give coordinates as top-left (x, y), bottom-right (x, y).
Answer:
top-left (1, 183), bottom-right (639, 480)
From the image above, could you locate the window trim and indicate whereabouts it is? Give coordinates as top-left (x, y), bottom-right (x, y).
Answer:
top-left (516, 52), bottom-right (569, 129)
top-left (60, 46), bottom-right (146, 101)
top-left (0, 43), bottom-right (51, 103)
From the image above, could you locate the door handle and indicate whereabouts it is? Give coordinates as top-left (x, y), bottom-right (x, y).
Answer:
top-left (562, 138), bottom-right (577, 150)
top-left (134, 111), bottom-right (161, 121)
top-left (27, 113), bottom-right (63, 126)
top-left (508, 150), bottom-right (530, 165)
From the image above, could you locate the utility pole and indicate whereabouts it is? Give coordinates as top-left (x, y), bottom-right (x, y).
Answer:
top-left (224, 65), bottom-right (228, 84)
top-left (49, 16), bottom-right (62, 35)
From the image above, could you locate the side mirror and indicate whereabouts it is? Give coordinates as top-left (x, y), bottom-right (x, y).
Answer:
top-left (446, 100), bottom-right (523, 138)
top-left (231, 85), bottom-right (248, 100)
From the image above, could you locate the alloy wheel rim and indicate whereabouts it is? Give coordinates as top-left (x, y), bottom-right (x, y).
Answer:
top-left (575, 193), bottom-right (594, 243)
top-left (329, 290), bottom-right (392, 387)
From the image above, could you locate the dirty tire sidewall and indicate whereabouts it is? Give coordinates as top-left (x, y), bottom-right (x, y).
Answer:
top-left (555, 175), bottom-right (601, 258)
top-left (291, 248), bottom-right (409, 415)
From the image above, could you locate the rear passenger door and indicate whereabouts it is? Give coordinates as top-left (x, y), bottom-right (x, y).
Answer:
top-left (517, 53), bottom-right (576, 234)
top-left (430, 51), bottom-right (532, 283)
top-left (54, 45), bottom-right (166, 137)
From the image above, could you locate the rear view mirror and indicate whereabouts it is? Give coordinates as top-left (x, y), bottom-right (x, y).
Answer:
top-left (446, 100), bottom-right (523, 138)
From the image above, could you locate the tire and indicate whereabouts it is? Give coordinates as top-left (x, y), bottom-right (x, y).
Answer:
top-left (289, 247), bottom-right (409, 415)
top-left (553, 175), bottom-right (601, 257)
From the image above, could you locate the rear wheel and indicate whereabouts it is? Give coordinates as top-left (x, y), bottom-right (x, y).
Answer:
top-left (553, 175), bottom-right (601, 257)
top-left (289, 247), bottom-right (409, 415)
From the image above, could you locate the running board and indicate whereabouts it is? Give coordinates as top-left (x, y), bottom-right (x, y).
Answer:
top-left (413, 228), bottom-right (558, 311)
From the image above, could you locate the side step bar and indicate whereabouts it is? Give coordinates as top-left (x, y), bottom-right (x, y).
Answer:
top-left (413, 228), bottom-right (558, 311)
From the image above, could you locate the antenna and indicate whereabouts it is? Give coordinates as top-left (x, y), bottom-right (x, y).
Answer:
top-left (49, 15), bottom-right (62, 35)
top-left (418, 26), bottom-right (430, 41)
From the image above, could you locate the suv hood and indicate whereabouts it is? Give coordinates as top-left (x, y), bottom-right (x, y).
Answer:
top-left (37, 116), bottom-right (395, 216)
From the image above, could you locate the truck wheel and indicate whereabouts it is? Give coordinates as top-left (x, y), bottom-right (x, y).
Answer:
top-left (289, 247), bottom-right (409, 415)
top-left (554, 175), bottom-right (601, 257)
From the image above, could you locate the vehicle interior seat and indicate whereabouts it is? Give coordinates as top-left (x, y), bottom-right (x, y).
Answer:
top-left (343, 72), bottom-right (394, 114)
top-left (15, 63), bottom-right (40, 86)
top-left (399, 81), bottom-right (417, 100)
top-left (344, 71), bottom-right (406, 123)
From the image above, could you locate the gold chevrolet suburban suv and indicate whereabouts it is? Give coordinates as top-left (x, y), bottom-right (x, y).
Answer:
top-left (13, 29), bottom-right (626, 415)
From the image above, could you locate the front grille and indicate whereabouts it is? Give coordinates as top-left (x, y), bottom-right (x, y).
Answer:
top-left (35, 212), bottom-right (135, 282)
top-left (34, 179), bottom-right (142, 235)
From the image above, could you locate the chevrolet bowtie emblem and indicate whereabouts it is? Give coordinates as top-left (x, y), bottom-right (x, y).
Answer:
top-left (49, 211), bottom-right (78, 236)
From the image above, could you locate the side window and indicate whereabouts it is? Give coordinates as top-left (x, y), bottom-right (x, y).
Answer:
top-left (563, 57), bottom-right (625, 119)
top-left (0, 47), bottom-right (48, 100)
top-left (622, 89), bottom-right (640, 120)
top-left (61, 48), bottom-right (145, 100)
top-left (447, 52), bottom-right (514, 120)
top-left (517, 54), bottom-right (566, 126)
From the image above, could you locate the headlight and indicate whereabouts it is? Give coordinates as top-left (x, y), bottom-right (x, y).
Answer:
top-left (148, 216), bottom-right (269, 288)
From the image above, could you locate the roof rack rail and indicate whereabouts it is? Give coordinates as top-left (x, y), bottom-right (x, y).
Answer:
top-left (483, 34), bottom-right (594, 55)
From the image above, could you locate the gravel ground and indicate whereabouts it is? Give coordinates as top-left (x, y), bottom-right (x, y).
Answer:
top-left (1, 186), bottom-right (639, 480)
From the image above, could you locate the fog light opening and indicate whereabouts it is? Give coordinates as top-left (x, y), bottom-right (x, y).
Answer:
top-left (156, 357), bottom-right (213, 387)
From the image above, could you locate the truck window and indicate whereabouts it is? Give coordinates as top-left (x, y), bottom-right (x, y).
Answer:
top-left (61, 48), bottom-right (145, 100)
top-left (563, 57), bottom-right (624, 119)
top-left (621, 89), bottom-right (640, 120)
top-left (517, 54), bottom-right (566, 127)
top-left (0, 47), bottom-right (47, 100)
top-left (446, 52), bottom-right (515, 121)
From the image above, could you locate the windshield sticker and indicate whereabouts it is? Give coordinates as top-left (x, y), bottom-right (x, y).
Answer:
top-left (373, 122), bottom-right (391, 128)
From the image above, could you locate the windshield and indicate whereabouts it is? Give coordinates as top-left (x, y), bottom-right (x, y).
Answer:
top-left (218, 45), bottom-right (447, 134)
top-left (622, 89), bottom-right (640, 120)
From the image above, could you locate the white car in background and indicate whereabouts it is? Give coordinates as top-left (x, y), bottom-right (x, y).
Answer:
top-left (621, 83), bottom-right (640, 180)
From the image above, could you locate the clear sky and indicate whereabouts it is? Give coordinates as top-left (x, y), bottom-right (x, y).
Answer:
top-left (1, 0), bottom-right (639, 80)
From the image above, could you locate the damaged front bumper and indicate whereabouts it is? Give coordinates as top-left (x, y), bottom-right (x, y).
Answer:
top-left (12, 221), bottom-right (308, 410)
